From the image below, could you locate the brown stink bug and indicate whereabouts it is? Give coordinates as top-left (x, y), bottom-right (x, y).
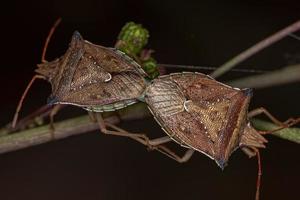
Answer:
top-left (11, 20), bottom-right (177, 158)
top-left (143, 72), bottom-right (300, 200)
top-left (35, 31), bottom-right (173, 151)
top-left (37, 31), bottom-right (148, 112)
top-left (12, 19), bottom-right (148, 128)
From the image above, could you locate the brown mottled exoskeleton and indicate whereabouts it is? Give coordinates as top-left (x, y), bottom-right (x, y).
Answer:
top-left (37, 31), bottom-right (170, 150)
top-left (37, 31), bottom-right (147, 112)
top-left (144, 72), bottom-right (266, 167)
top-left (12, 19), bottom-right (147, 126)
top-left (11, 23), bottom-right (176, 157)
top-left (11, 20), bottom-right (299, 200)
top-left (143, 72), bottom-right (299, 200)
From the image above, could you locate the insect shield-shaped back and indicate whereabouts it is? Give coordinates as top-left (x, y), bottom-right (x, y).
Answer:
top-left (36, 31), bottom-right (148, 112)
top-left (144, 72), bottom-right (265, 168)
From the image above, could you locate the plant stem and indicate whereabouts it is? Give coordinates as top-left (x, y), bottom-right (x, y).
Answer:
top-left (0, 103), bottom-right (150, 154)
top-left (0, 103), bottom-right (299, 154)
top-left (210, 20), bottom-right (300, 78)
top-left (227, 64), bottom-right (300, 88)
top-left (1, 20), bottom-right (299, 156)
top-left (252, 119), bottom-right (300, 144)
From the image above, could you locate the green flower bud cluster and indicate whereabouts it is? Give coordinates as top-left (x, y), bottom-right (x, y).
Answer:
top-left (116, 22), bottom-right (159, 79)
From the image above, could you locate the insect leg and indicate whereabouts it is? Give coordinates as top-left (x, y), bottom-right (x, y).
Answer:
top-left (248, 107), bottom-right (286, 126)
top-left (96, 113), bottom-right (149, 142)
top-left (106, 122), bottom-right (195, 163)
top-left (152, 147), bottom-right (195, 163)
top-left (245, 105), bottom-right (298, 198)
top-left (49, 104), bottom-right (62, 140)
top-left (134, 136), bottom-right (170, 145)
top-left (241, 146), bottom-right (262, 200)
top-left (255, 150), bottom-right (262, 200)
top-left (249, 107), bottom-right (300, 134)
top-left (12, 18), bottom-right (61, 129)
top-left (96, 113), bottom-right (194, 162)
top-left (87, 111), bottom-right (97, 123)
top-left (12, 75), bottom-right (46, 129)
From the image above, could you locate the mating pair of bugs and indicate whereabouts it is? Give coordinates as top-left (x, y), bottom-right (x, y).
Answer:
top-left (11, 20), bottom-right (299, 200)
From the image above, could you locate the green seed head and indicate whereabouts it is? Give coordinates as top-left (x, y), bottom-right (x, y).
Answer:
top-left (142, 57), bottom-right (159, 79)
top-left (117, 22), bottom-right (149, 55)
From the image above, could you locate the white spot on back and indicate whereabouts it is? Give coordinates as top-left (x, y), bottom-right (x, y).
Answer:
top-left (183, 100), bottom-right (192, 112)
top-left (104, 73), bottom-right (112, 82)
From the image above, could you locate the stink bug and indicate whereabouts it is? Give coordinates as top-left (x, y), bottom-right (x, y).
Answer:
top-left (38, 31), bottom-right (148, 112)
top-left (11, 20), bottom-right (176, 158)
top-left (143, 72), bottom-right (300, 200)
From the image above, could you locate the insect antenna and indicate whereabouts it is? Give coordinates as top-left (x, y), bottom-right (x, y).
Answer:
top-left (41, 18), bottom-right (62, 63)
top-left (11, 75), bottom-right (46, 128)
top-left (11, 18), bottom-right (62, 129)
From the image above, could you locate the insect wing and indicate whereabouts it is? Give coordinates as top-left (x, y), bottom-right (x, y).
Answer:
top-left (35, 31), bottom-right (148, 109)
top-left (145, 72), bottom-right (251, 162)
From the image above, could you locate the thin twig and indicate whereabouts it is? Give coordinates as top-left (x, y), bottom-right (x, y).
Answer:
top-left (1, 63), bottom-right (300, 154)
top-left (227, 64), bottom-right (300, 88)
top-left (210, 20), bottom-right (300, 78)
top-left (158, 63), bottom-right (268, 74)
top-left (2, 64), bottom-right (300, 155)
top-left (1, 21), bottom-right (300, 156)
top-left (0, 103), bottom-right (299, 154)
top-left (0, 104), bottom-right (150, 154)
top-left (252, 119), bottom-right (300, 144)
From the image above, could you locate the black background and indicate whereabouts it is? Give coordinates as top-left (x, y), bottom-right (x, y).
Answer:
top-left (0, 1), bottom-right (300, 200)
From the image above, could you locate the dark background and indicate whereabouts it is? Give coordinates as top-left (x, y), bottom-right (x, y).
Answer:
top-left (0, 0), bottom-right (300, 200)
